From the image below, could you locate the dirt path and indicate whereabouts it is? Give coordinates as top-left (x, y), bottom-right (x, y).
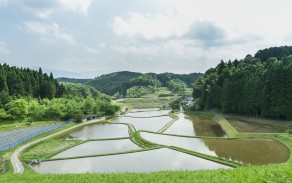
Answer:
top-left (11, 117), bottom-right (105, 174)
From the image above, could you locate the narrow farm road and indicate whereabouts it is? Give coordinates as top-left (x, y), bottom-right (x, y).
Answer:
top-left (11, 117), bottom-right (105, 174)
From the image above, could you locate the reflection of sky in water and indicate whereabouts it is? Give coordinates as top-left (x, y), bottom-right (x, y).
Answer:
top-left (130, 108), bottom-right (160, 112)
top-left (68, 124), bottom-right (129, 140)
top-left (141, 132), bottom-right (289, 165)
top-left (125, 110), bottom-right (171, 117)
top-left (52, 139), bottom-right (140, 159)
top-left (114, 116), bottom-right (173, 132)
top-left (32, 148), bottom-right (230, 174)
top-left (140, 132), bottom-right (217, 157)
top-left (165, 113), bottom-right (196, 136)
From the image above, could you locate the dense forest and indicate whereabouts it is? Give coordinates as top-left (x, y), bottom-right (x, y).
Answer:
top-left (193, 46), bottom-right (292, 120)
top-left (83, 71), bottom-right (202, 97)
top-left (0, 64), bottom-right (119, 122)
top-left (56, 77), bottom-right (91, 84)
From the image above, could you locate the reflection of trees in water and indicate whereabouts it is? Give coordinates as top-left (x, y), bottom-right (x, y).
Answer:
top-left (202, 139), bottom-right (290, 165)
top-left (188, 115), bottom-right (225, 137)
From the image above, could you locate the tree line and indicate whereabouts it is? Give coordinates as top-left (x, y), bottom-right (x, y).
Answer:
top-left (85, 71), bottom-right (202, 96)
top-left (0, 64), bottom-right (120, 122)
top-left (193, 46), bottom-right (292, 120)
top-left (0, 63), bottom-right (65, 106)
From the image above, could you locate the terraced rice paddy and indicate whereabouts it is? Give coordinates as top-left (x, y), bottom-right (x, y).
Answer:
top-left (32, 148), bottom-right (230, 174)
top-left (140, 132), bottom-right (289, 165)
top-left (52, 139), bottom-right (140, 159)
top-left (67, 123), bottom-right (129, 140)
top-left (29, 108), bottom-right (290, 174)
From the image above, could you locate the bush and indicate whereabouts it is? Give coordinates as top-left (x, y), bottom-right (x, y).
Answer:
top-left (286, 129), bottom-right (292, 134)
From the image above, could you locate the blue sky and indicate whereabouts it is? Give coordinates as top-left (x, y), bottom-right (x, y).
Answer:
top-left (0, 0), bottom-right (292, 78)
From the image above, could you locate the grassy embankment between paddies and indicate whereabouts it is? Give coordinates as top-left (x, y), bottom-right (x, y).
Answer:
top-left (1, 92), bottom-right (292, 182)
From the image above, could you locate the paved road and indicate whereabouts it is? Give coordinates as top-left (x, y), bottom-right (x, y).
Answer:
top-left (11, 117), bottom-right (105, 174)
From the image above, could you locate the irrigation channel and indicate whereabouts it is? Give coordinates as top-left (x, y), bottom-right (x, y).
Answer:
top-left (29, 109), bottom-right (289, 174)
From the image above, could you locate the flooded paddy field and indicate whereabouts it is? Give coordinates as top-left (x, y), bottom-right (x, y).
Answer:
top-left (68, 123), bottom-right (129, 139)
top-left (52, 139), bottom-right (140, 159)
top-left (140, 132), bottom-right (290, 165)
top-left (165, 113), bottom-right (225, 137)
top-left (27, 108), bottom-right (290, 174)
top-left (125, 110), bottom-right (171, 118)
top-left (228, 119), bottom-right (286, 133)
top-left (32, 148), bottom-right (230, 174)
top-left (114, 116), bottom-right (173, 132)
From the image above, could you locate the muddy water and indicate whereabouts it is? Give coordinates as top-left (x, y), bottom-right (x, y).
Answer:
top-left (32, 148), bottom-right (230, 174)
top-left (140, 132), bottom-right (290, 165)
top-left (114, 116), bottom-right (173, 132)
top-left (68, 123), bottom-right (129, 139)
top-left (228, 119), bottom-right (285, 133)
top-left (52, 139), bottom-right (140, 159)
top-left (165, 113), bottom-right (225, 137)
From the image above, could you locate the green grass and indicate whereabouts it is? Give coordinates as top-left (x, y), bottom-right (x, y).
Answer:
top-left (185, 110), bottom-right (216, 120)
top-left (216, 116), bottom-right (239, 138)
top-left (1, 162), bottom-right (292, 183)
top-left (0, 121), bottom-right (58, 132)
top-left (224, 114), bottom-right (292, 128)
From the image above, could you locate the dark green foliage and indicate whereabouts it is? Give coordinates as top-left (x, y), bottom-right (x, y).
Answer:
top-left (87, 71), bottom-right (202, 96)
top-left (56, 77), bottom-right (91, 84)
top-left (87, 71), bottom-right (142, 96)
top-left (169, 99), bottom-right (181, 111)
top-left (167, 79), bottom-right (187, 94)
top-left (0, 64), bottom-right (119, 122)
top-left (0, 63), bottom-right (66, 103)
top-left (193, 46), bottom-right (292, 120)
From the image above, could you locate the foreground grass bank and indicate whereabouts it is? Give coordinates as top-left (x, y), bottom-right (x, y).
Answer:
top-left (1, 162), bottom-right (291, 183)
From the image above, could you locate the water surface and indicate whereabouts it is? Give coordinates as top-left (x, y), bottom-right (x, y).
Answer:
top-left (131, 108), bottom-right (160, 112)
top-left (32, 148), bottom-right (230, 174)
top-left (68, 123), bottom-right (129, 139)
top-left (114, 116), bottom-right (173, 132)
top-left (52, 139), bottom-right (140, 159)
top-left (140, 132), bottom-right (290, 165)
top-left (165, 113), bottom-right (225, 137)
top-left (125, 110), bottom-right (171, 118)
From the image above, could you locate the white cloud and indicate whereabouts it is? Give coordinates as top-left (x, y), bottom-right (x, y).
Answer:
top-left (14, 0), bottom-right (91, 18)
top-left (85, 47), bottom-right (100, 54)
top-left (23, 21), bottom-right (76, 45)
top-left (59, 0), bottom-right (91, 15)
top-left (112, 12), bottom-right (189, 40)
top-left (98, 42), bottom-right (106, 48)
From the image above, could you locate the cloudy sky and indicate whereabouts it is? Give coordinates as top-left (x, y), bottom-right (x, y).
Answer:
top-left (0, 0), bottom-right (292, 78)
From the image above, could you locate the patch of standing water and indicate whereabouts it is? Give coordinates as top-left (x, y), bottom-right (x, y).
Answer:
top-left (52, 139), bottom-right (140, 159)
top-left (165, 113), bottom-right (225, 137)
top-left (140, 132), bottom-right (290, 165)
top-left (125, 110), bottom-right (171, 118)
top-left (130, 108), bottom-right (160, 112)
top-left (31, 148), bottom-right (230, 174)
top-left (114, 116), bottom-right (173, 132)
top-left (67, 123), bottom-right (129, 140)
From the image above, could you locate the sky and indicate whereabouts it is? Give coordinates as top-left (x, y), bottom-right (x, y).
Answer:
top-left (0, 0), bottom-right (292, 78)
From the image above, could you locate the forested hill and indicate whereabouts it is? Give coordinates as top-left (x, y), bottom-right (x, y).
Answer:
top-left (0, 63), bottom-right (65, 101)
top-left (86, 71), bottom-right (202, 96)
top-left (56, 77), bottom-right (91, 84)
top-left (193, 46), bottom-right (292, 120)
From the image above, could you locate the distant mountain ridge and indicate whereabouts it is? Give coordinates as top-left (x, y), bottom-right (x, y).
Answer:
top-left (58, 71), bottom-right (203, 96)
